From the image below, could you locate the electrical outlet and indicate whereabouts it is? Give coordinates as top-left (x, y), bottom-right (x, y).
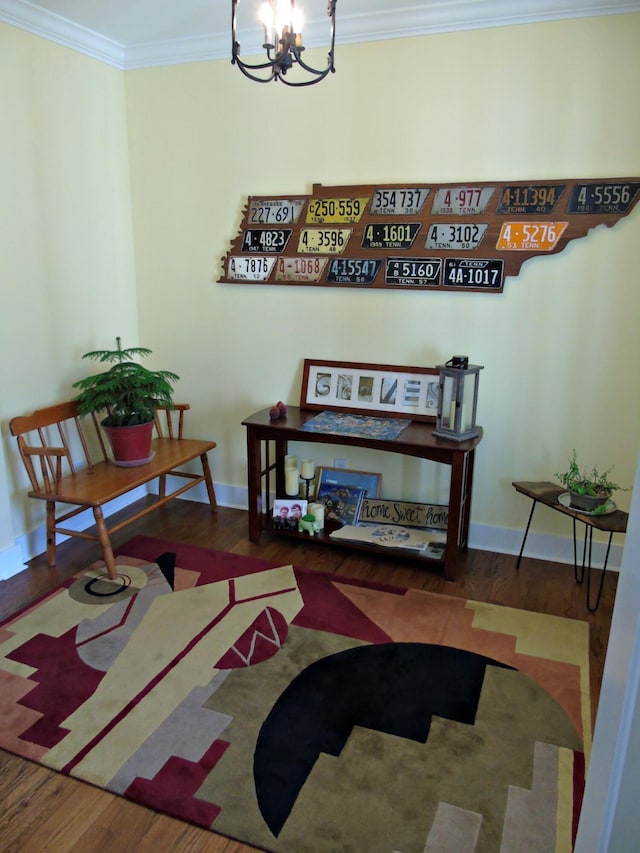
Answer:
top-left (334, 457), bottom-right (347, 469)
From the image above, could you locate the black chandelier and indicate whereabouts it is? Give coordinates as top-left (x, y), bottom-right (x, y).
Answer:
top-left (231, 0), bottom-right (337, 86)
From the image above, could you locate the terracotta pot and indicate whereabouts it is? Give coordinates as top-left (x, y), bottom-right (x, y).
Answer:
top-left (103, 421), bottom-right (154, 466)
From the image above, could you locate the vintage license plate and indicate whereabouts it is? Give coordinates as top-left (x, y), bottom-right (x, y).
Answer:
top-left (326, 258), bottom-right (383, 284)
top-left (297, 228), bottom-right (352, 254)
top-left (370, 188), bottom-right (430, 215)
top-left (496, 221), bottom-right (568, 251)
top-left (362, 222), bottom-right (421, 249)
top-left (241, 228), bottom-right (292, 253)
top-left (248, 198), bottom-right (305, 225)
top-left (425, 223), bottom-right (488, 250)
top-left (385, 257), bottom-right (442, 286)
top-left (431, 186), bottom-right (495, 215)
top-left (443, 258), bottom-right (504, 289)
top-left (306, 197), bottom-right (369, 223)
top-left (567, 181), bottom-right (640, 214)
top-left (275, 257), bottom-right (328, 282)
top-left (227, 256), bottom-right (276, 281)
top-left (496, 184), bottom-right (565, 214)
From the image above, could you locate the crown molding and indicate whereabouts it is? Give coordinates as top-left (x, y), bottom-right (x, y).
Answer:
top-left (1, 0), bottom-right (639, 70)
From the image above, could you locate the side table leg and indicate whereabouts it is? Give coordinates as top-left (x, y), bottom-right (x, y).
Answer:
top-left (516, 500), bottom-right (537, 568)
top-left (246, 427), bottom-right (262, 542)
top-left (586, 531), bottom-right (613, 613)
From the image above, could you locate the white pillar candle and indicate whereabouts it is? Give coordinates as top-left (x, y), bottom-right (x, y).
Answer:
top-left (449, 401), bottom-right (456, 428)
top-left (308, 502), bottom-right (325, 528)
top-left (285, 454), bottom-right (298, 470)
top-left (301, 458), bottom-right (314, 479)
top-left (285, 467), bottom-right (299, 496)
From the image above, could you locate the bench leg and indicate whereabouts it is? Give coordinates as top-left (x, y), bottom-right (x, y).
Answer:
top-left (92, 506), bottom-right (117, 580)
top-left (201, 453), bottom-right (217, 508)
top-left (46, 502), bottom-right (56, 568)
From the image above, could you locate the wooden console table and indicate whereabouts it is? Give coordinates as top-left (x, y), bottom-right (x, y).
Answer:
top-left (512, 481), bottom-right (628, 612)
top-left (242, 406), bottom-right (483, 581)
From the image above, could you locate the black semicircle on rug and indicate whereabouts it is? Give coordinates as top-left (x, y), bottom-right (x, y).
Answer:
top-left (155, 552), bottom-right (176, 590)
top-left (253, 642), bottom-right (513, 838)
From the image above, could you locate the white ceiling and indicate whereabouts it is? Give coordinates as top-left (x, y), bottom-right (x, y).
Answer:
top-left (1, 0), bottom-right (638, 69)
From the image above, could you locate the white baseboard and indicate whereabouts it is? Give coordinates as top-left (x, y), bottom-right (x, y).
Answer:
top-left (1, 482), bottom-right (624, 582)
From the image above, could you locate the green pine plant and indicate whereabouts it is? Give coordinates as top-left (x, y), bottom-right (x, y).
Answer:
top-left (73, 337), bottom-right (179, 427)
top-left (555, 449), bottom-right (625, 498)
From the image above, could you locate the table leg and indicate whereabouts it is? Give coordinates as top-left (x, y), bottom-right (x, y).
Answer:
top-left (516, 499), bottom-right (538, 568)
top-left (246, 427), bottom-right (262, 541)
top-left (444, 454), bottom-right (466, 582)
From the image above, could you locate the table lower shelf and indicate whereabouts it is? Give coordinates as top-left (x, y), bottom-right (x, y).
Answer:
top-left (261, 516), bottom-right (446, 565)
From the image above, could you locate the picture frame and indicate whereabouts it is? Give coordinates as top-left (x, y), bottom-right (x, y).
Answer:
top-left (272, 498), bottom-right (308, 530)
top-left (301, 359), bottom-right (440, 422)
top-left (315, 483), bottom-right (366, 526)
top-left (315, 467), bottom-right (381, 499)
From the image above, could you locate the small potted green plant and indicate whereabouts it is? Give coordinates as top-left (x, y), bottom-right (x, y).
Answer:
top-left (555, 449), bottom-right (626, 512)
top-left (73, 337), bottom-right (179, 466)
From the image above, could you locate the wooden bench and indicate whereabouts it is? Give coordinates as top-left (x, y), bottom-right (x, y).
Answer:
top-left (10, 401), bottom-right (216, 581)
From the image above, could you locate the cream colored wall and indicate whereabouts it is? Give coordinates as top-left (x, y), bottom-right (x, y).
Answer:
top-left (0, 24), bottom-right (139, 574)
top-left (1, 15), bottom-right (639, 577)
top-left (126, 15), bottom-right (640, 546)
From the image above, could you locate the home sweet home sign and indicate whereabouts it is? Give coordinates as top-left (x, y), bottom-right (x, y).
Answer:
top-left (218, 177), bottom-right (640, 293)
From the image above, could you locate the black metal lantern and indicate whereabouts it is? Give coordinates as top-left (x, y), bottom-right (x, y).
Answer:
top-left (434, 356), bottom-right (484, 442)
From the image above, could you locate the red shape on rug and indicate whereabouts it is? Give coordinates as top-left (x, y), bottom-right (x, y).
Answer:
top-left (215, 606), bottom-right (289, 668)
top-left (124, 739), bottom-right (229, 828)
top-left (8, 628), bottom-right (103, 749)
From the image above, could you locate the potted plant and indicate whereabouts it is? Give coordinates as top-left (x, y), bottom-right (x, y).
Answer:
top-left (555, 449), bottom-right (626, 512)
top-left (72, 337), bottom-right (179, 466)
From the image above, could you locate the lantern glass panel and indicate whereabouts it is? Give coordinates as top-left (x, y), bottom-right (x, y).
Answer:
top-left (442, 374), bottom-right (457, 429)
top-left (461, 373), bottom-right (477, 432)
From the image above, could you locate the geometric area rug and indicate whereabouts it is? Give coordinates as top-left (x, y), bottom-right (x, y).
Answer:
top-left (0, 536), bottom-right (590, 853)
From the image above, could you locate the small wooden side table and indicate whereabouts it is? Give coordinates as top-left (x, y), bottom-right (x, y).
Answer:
top-left (512, 480), bottom-right (628, 612)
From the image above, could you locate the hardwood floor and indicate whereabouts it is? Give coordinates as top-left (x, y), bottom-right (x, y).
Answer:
top-left (0, 498), bottom-right (617, 852)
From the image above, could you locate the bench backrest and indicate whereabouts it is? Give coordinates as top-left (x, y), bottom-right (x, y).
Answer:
top-left (9, 401), bottom-right (190, 495)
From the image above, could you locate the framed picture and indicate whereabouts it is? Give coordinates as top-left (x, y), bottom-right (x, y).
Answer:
top-left (301, 359), bottom-right (440, 421)
top-left (316, 483), bottom-right (366, 526)
top-left (315, 467), bottom-right (381, 499)
top-left (272, 498), bottom-right (308, 530)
